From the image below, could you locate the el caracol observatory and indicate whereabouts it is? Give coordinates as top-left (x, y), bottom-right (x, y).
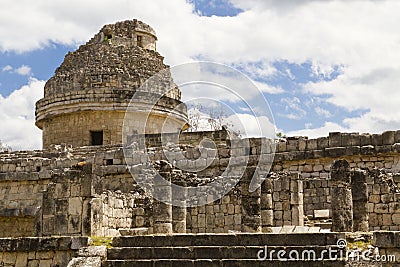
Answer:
top-left (35, 19), bottom-right (188, 148)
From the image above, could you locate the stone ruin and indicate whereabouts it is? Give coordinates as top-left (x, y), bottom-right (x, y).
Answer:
top-left (36, 19), bottom-right (188, 149)
top-left (1, 19), bottom-right (400, 266)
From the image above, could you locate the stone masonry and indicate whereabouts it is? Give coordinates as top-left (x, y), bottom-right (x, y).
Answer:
top-left (2, 129), bottom-right (400, 238)
top-left (35, 19), bottom-right (188, 148)
top-left (330, 159), bottom-right (353, 232)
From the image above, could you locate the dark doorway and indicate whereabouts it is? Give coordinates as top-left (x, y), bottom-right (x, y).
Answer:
top-left (90, 131), bottom-right (103, 146)
top-left (137, 35), bottom-right (143, 47)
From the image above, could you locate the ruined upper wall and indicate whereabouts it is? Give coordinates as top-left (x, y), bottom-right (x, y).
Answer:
top-left (87, 19), bottom-right (157, 48)
top-left (274, 131), bottom-right (400, 163)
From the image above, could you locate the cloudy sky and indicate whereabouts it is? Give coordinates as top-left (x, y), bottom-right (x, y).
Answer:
top-left (1, 0), bottom-right (400, 150)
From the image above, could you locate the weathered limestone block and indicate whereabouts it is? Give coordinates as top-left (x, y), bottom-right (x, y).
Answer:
top-left (153, 162), bottom-right (173, 234)
top-left (172, 177), bottom-right (187, 233)
top-left (351, 170), bottom-right (369, 231)
top-left (331, 159), bottom-right (353, 232)
top-left (67, 257), bottom-right (102, 267)
top-left (241, 167), bottom-right (261, 232)
top-left (329, 132), bottom-right (341, 147)
top-left (289, 173), bottom-right (304, 226)
top-left (382, 131), bottom-right (395, 145)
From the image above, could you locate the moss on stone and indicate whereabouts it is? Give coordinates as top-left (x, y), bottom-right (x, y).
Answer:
top-left (89, 237), bottom-right (113, 248)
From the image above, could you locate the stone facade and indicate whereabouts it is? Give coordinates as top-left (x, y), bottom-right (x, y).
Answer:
top-left (2, 130), bottom-right (400, 239)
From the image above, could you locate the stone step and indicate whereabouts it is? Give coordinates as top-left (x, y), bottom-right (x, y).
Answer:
top-left (107, 245), bottom-right (343, 260)
top-left (119, 227), bottom-right (149, 236)
top-left (104, 259), bottom-right (346, 267)
top-left (112, 233), bottom-right (344, 248)
top-left (314, 222), bottom-right (333, 230)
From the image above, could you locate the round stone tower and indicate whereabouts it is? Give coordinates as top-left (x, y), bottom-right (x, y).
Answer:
top-left (35, 20), bottom-right (188, 148)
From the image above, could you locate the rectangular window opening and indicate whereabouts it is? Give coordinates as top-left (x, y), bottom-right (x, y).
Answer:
top-left (90, 130), bottom-right (103, 146)
top-left (137, 35), bottom-right (143, 47)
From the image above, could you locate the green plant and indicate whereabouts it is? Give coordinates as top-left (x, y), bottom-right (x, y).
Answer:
top-left (89, 236), bottom-right (113, 248)
top-left (276, 132), bottom-right (286, 138)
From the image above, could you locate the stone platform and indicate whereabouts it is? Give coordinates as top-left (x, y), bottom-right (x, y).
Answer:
top-left (104, 233), bottom-right (346, 267)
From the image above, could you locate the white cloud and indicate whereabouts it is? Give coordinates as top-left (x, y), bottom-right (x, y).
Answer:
top-left (314, 106), bottom-right (332, 118)
top-left (0, 78), bottom-right (44, 150)
top-left (187, 106), bottom-right (276, 138)
top-left (15, 65), bottom-right (32, 76)
top-left (303, 66), bottom-right (400, 133)
top-left (253, 81), bottom-right (284, 94)
top-left (2, 65), bottom-right (13, 72)
top-left (231, 61), bottom-right (277, 81)
top-left (311, 61), bottom-right (343, 79)
top-left (230, 0), bottom-right (336, 11)
top-left (3, 0), bottom-right (397, 67)
top-left (172, 62), bottom-right (280, 104)
top-left (286, 121), bottom-right (348, 138)
top-left (1, 64), bottom-right (32, 76)
top-left (229, 113), bottom-right (276, 138)
top-left (279, 97), bottom-right (307, 120)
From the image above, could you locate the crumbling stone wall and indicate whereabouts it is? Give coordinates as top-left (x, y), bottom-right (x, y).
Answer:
top-left (187, 191), bottom-right (242, 233)
top-left (2, 130), bottom-right (400, 237)
top-left (265, 173), bottom-right (304, 227)
top-left (0, 146), bottom-right (97, 237)
top-left (0, 152), bottom-right (54, 237)
top-left (41, 168), bottom-right (92, 237)
top-left (366, 170), bottom-right (400, 231)
top-left (88, 149), bottom-right (154, 236)
top-left (303, 179), bottom-right (331, 217)
top-left (273, 131), bottom-right (400, 230)
top-left (0, 177), bottom-right (47, 237)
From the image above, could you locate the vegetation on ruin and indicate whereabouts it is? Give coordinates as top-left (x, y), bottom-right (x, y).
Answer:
top-left (89, 236), bottom-right (113, 248)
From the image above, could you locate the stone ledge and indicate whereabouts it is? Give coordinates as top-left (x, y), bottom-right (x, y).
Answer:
top-left (0, 237), bottom-right (88, 252)
top-left (112, 233), bottom-right (345, 247)
top-left (36, 90), bottom-right (186, 124)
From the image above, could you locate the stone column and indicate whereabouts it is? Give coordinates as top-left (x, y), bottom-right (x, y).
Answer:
top-left (351, 170), bottom-right (369, 232)
top-left (153, 162), bottom-right (173, 234)
top-left (172, 177), bottom-right (187, 233)
top-left (241, 167), bottom-right (261, 232)
top-left (330, 160), bottom-right (353, 232)
top-left (290, 173), bottom-right (304, 226)
top-left (261, 177), bottom-right (273, 232)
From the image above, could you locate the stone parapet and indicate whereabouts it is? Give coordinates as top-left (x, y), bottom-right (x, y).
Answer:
top-left (275, 131), bottom-right (400, 162)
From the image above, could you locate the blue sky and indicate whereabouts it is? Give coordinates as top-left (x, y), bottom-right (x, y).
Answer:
top-left (1, 0), bottom-right (400, 150)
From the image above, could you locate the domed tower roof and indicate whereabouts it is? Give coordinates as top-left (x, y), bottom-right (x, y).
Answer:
top-left (36, 19), bottom-right (188, 148)
top-left (43, 19), bottom-right (180, 99)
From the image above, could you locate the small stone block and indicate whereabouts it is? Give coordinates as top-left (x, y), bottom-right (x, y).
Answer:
top-left (314, 209), bottom-right (330, 219)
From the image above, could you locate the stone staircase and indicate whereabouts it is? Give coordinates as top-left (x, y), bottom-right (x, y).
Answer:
top-left (104, 233), bottom-right (347, 266)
